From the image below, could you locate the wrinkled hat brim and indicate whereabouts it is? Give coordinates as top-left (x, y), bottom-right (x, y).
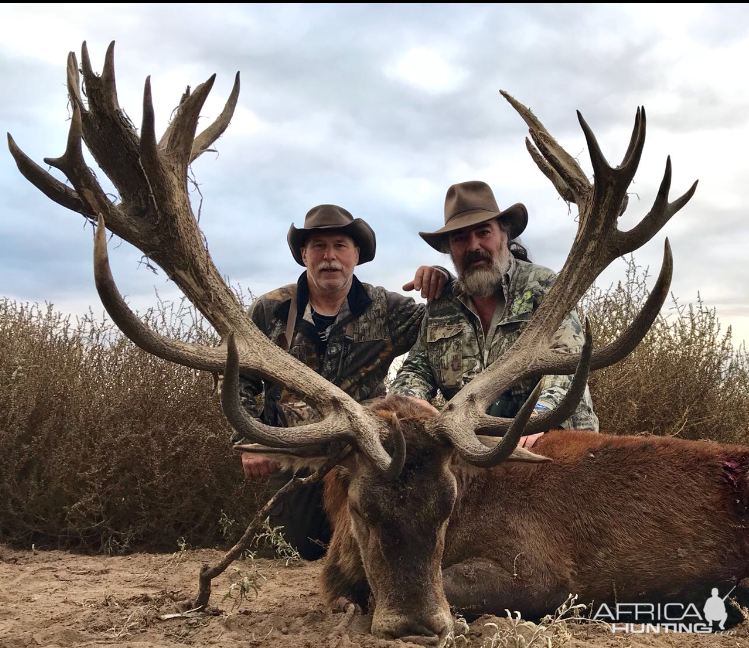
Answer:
top-left (419, 203), bottom-right (528, 252)
top-left (287, 218), bottom-right (376, 266)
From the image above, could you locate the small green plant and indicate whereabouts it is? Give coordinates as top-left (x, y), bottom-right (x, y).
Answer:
top-left (222, 557), bottom-right (266, 612)
top-left (252, 517), bottom-right (302, 566)
top-left (165, 536), bottom-right (190, 567)
top-left (218, 511), bottom-right (237, 541)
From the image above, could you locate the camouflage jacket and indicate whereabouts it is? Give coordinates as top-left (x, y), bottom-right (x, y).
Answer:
top-left (235, 273), bottom-right (423, 440)
top-left (390, 257), bottom-right (599, 431)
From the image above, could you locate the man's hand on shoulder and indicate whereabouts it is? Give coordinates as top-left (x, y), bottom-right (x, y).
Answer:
top-left (403, 266), bottom-right (448, 302)
top-left (242, 454), bottom-right (280, 478)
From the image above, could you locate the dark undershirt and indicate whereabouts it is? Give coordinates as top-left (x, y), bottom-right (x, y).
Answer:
top-left (311, 308), bottom-right (336, 344)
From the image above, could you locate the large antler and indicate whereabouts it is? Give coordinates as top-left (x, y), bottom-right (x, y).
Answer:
top-left (8, 42), bottom-right (403, 476)
top-left (430, 92), bottom-right (698, 466)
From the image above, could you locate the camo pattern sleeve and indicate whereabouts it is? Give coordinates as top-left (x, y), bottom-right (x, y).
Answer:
top-left (535, 307), bottom-right (600, 431)
top-left (385, 290), bottom-right (425, 356)
top-left (389, 313), bottom-right (439, 401)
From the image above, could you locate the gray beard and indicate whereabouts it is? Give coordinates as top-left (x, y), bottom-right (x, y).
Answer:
top-left (456, 254), bottom-right (510, 298)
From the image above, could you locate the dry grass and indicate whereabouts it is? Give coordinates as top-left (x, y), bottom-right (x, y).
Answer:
top-left (1, 257), bottom-right (747, 551)
top-left (448, 596), bottom-right (608, 647)
top-left (582, 256), bottom-right (749, 444)
top-left (0, 294), bottom-right (271, 552)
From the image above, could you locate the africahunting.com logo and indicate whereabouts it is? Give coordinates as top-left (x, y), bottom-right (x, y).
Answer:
top-left (593, 586), bottom-right (737, 635)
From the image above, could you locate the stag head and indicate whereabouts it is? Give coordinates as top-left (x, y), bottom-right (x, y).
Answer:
top-left (9, 43), bottom-right (696, 647)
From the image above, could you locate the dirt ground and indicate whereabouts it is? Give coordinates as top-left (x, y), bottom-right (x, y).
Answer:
top-left (1, 545), bottom-right (748, 648)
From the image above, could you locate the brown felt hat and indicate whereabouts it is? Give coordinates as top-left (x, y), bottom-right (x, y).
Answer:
top-left (419, 181), bottom-right (528, 252)
top-left (287, 204), bottom-right (376, 266)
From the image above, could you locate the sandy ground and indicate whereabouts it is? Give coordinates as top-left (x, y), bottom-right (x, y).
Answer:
top-left (1, 544), bottom-right (748, 648)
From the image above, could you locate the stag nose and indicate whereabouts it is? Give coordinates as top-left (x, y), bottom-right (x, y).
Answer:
top-left (374, 612), bottom-right (452, 647)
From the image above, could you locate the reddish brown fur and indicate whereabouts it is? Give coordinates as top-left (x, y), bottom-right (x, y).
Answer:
top-left (322, 396), bottom-right (749, 624)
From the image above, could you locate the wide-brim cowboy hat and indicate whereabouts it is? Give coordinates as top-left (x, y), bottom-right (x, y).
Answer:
top-left (287, 204), bottom-right (376, 267)
top-left (419, 180), bottom-right (528, 252)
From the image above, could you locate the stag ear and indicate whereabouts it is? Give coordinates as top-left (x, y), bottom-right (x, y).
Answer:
top-left (233, 442), bottom-right (347, 472)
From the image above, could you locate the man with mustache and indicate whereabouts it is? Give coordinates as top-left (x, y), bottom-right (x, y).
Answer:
top-left (236, 204), bottom-right (447, 559)
top-left (391, 181), bottom-right (598, 445)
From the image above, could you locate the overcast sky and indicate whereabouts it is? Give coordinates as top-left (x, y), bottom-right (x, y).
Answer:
top-left (2, 3), bottom-right (748, 347)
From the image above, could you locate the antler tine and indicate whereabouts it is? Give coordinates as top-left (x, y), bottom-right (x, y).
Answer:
top-left (500, 90), bottom-right (591, 200)
top-left (80, 41), bottom-right (95, 81)
top-left (100, 41), bottom-right (120, 110)
top-left (41, 104), bottom-right (126, 233)
top-left (577, 107), bottom-right (645, 199)
top-left (93, 215), bottom-right (225, 371)
top-left (432, 93), bottom-right (696, 460)
top-left (159, 72), bottom-right (241, 165)
top-left (140, 76), bottom-right (166, 191)
top-left (162, 74), bottom-right (217, 168)
top-left (525, 137), bottom-right (576, 204)
top-left (66, 51), bottom-right (85, 112)
top-left (618, 157), bottom-right (699, 256)
top-left (577, 110), bottom-right (615, 188)
top-left (526, 239), bottom-right (673, 379)
top-left (189, 72), bottom-right (241, 164)
top-left (221, 333), bottom-right (353, 447)
top-left (529, 129), bottom-right (591, 200)
top-left (621, 107), bottom-right (645, 170)
top-left (7, 133), bottom-right (88, 216)
top-left (80, 40), bottom-right (119, 114)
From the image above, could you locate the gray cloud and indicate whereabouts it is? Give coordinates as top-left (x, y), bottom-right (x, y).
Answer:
top-left (2, 3), bottom-right (749, 344)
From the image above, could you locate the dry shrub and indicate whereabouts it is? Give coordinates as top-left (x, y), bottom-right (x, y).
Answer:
top-left (582, 257), bottom-right (749, 444)
top-left (0, 294), bottom-right (270, 552)
top-left (2, 258), bottom-right (748, 551)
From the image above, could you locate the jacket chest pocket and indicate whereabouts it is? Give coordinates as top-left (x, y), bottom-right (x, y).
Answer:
top-left (427, 324), bottom-right (464, 389)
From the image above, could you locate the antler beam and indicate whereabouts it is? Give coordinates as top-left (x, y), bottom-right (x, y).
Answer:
top-left (8, 42), bottom-right (403, 476)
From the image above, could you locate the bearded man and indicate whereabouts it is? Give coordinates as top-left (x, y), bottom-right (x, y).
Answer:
top-left (391, 180), bottom-right (598, 447)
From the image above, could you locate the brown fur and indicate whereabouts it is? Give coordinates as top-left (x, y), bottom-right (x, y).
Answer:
top-left (322, 467), bottom-right (370, 607)
top-left (321, 396), bottom-right (749, 628)
top-left (321, 396), bottom-right (445, 609)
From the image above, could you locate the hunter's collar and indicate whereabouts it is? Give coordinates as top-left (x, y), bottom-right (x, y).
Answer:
top-left (294, 272), bottom-right (371, 320)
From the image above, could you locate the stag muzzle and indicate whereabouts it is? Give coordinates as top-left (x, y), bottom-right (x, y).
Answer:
top-left (372, 608), bottom-right (453, 647)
